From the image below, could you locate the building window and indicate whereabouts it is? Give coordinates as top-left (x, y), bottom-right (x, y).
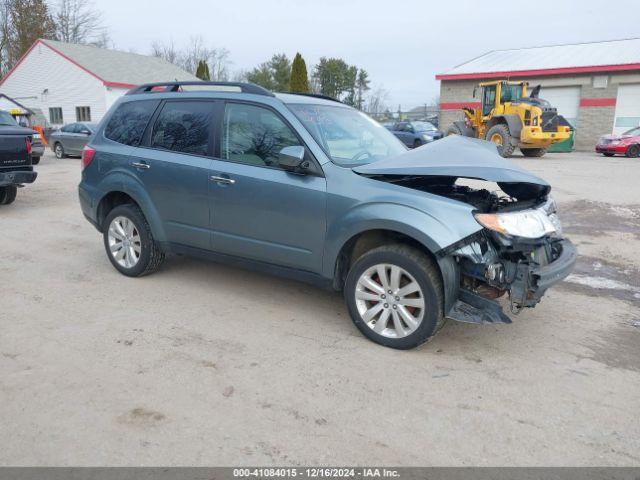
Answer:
top-left (75, 106), bottom-right (91, 122)
top-left (49, 107), bottom-right (63, 124)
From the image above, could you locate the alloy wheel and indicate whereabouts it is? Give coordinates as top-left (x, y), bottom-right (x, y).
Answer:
top-left (107, 216), bottom-right (141, 268)
top-left (354, 263), bottom-right (425, 338)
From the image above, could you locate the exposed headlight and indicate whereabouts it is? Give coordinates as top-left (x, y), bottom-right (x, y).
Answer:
top-left (422, 134), bottom-right (433, 141)
top-left (474, 208), bottom-right (558, 239)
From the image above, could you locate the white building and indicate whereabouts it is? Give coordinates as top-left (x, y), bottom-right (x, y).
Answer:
top-left (0, 39), bottom-right (197, 127)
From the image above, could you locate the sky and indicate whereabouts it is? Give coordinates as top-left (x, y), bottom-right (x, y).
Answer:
top-left (95, 0), bottom-right (640, 110)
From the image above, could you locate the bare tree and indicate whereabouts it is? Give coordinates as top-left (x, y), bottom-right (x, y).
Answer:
top-left (151, 40), bottom-right (180, 65)
top-left (366, 86), bottom-right (390, 115)
top-left (150, 35), bottom-right (231, 81)
top-left (53, 0), bottom-right (108, 45)
top-left (0, 0), bottom-right (10, 76)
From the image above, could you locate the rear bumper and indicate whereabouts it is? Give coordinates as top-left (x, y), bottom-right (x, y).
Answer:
top-left (78, 182), bottom-right (101, 231)
top-left (31, 144), bottom-right (45, 157)
top-left (0, 169), bottom-right (37, 187)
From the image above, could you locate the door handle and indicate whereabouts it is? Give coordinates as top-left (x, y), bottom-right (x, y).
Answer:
top-left (131, 162), bottom-right (150, 170)
top-left (210, 175), bottom-right (236, 185)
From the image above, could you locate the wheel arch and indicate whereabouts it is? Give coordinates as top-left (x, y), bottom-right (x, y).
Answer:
top-left (331, 227), bottom-right (460, 315)
top-left (486, 114), bottom-right (522, 138)
top-left (94, 177), bottom-right (167, 242)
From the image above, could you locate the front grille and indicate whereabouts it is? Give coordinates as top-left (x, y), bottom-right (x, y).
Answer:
top-left (540, 110), bottom-right (559, 132)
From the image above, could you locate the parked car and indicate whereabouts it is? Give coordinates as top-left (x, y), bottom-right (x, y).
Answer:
top-left (386, 121), bottom-right (443, 148)
top-left (0, 110), bottom-right (38, 205)
top-left (595, 127), bottom-right (640, 157)
top-left (79, 81), bottom-right (576, 350)
top-left (50, 122), bottom-right (98, 158)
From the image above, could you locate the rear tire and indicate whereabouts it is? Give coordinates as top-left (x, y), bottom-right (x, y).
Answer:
top-left (625, 144), bottom-right (640, 157)
top-left (485, 124), bottom-right (517, 157)
top-left (344, 244), bottom-right (444, 350)
top-left (0, 186), bottom-right (17, 205)
top-left (520, 147), bottom-right (547, 158)
top-left (54, 143), bottom-right (65, 159)
top-left (102, 204), bottom-right (165, 277)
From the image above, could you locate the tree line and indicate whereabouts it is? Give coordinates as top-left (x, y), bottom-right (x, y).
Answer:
top-left (0, 0), bottom-right (390, 113)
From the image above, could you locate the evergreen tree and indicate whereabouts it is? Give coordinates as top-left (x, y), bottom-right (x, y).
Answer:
top-left (289, 52), bottom-right (310, 93)
top-left (195, 59), bottom-right (210, 80)
top-left (6, 0), bottom-right (56, 68)
top-left (246, 53), bottom-right (290, 91)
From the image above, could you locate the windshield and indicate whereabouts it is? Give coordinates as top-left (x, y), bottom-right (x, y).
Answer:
top-left (501, 84), bottom-right (523, 103)
top-left (0, 111), bottom-right (18, 127)
top-left (411, 121), bottom-right (437, 132)
top-left (288, 103), bottom-right (406, 166)
top-left (623, 127), bottom-right (640, 136)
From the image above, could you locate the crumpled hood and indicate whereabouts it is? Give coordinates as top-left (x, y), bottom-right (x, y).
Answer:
top-left (600, 133), bottom-right (635, 142)
top-left (353, 135), bottom-right (550, 200)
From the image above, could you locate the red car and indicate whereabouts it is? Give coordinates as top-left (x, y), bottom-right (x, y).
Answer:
top-left (595, 126), bottom-right (640, 157)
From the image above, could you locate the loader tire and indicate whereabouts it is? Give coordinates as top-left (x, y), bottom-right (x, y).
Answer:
top-left (521, 148), bottom-right (547, 158)
top-left (486, 124), bottom-right (517, 157)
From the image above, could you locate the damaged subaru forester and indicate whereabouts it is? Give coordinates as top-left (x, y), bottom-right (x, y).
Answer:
top-left (78, 82), bottom-right (577, 349)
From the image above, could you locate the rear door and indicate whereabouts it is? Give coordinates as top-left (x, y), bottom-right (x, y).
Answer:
top-left (126, 99), bottom-right (216, 250)
top-left (209, 101), bottom-right (327, 273)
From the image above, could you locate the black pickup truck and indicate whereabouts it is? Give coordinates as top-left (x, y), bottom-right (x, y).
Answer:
top-left (0, 110), bottom-right (37, 205)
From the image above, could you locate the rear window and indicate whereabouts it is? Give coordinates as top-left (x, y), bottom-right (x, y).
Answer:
top-left (150, 101), bottom-right (213, 156)
top-left (104, 100), bottom-right (159, 146)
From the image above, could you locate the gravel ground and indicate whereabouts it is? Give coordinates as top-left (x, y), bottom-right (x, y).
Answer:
top-left (1, 150), bottom-right (639, 466)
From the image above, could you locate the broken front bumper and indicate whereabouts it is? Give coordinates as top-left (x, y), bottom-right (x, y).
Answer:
top-left (446, 237), bottom-right (577, 325)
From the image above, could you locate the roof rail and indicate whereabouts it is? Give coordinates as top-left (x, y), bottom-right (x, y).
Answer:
top-left (126, 81), bottom-right (275, 97)
top-left (286, 92), bottom-right (343, 104)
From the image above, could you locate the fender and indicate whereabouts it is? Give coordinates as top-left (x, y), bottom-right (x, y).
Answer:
top-left (96, 169), bottom-right (168, 243)
top-left (323, 202), bottom-right (469, 279)
top-left (489, 114), bottom-right (522, 138)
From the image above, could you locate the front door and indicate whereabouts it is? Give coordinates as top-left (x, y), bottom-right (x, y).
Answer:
top-left (127, 99), bottom-right (215, 250)
top-left (209, 102), bottom-right (327, 273)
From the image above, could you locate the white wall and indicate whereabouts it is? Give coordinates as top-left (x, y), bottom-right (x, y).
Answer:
top-left (104, 86), bottom-right (129, 113)
top-left (0, 42), bottom-right (107, 126)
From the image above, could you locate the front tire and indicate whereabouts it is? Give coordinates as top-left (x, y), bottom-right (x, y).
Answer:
top-left (54, 143), bottom-right (65, 159)
top-left (625, 144), bottom-right (640, 157)
top-left (485, 124), bottom-right (517, 157)
top-left (412, 139), bottom-right (422, 148)
top-left (103, 204), bottom-right (165, 277)
top-left (603, 152), bottom-right (615, 157)
top-left (344, 244), bottom-right (444, 350)
top-left (0, 186), bottom-right (17, 205)
top-left (520, 147), bottom-right (547, 157)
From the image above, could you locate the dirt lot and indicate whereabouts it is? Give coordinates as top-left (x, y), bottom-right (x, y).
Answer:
top-left (1, 150), bottom-right (639, 466)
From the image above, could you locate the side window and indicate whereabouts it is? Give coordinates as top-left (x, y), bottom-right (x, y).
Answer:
top-left (482, 86), bottom-right (496, 116)
top-left (150, 101), bottom-right (213, 156)
top-left (222, 103), bottom-right (301, 167)
top-left (104, 100), bottom-right (158, 146)
top-left (49, 107), bottom-right (63, 124)
top-left (76, 106), bottom-right (91, 122)
top-left (61, 123), bottom-right (75, 133)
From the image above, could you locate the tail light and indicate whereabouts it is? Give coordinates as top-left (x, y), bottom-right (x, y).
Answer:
top-left (81, 146), bottom-right (96, 170)
top-left (25, 137), bottom-right (32, 155)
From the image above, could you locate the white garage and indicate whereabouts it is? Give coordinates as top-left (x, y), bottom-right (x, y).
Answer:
top-left (613, 84), bottom-right (640, 135)
top-left (537, 86), bottom-right (582, 128)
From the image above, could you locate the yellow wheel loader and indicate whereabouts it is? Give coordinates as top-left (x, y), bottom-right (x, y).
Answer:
top-left (447, 81), bottom-right (571, 158)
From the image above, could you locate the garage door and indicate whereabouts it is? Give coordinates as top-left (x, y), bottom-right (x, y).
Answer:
top-left (613, 84), bottom-right (640, 135)
top-left (537, 86), bottom-right (581, 128)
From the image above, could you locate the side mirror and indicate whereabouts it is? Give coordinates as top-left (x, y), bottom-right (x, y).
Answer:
top-left (278, 145), bottom-right (306, 171)
top-left (80, 129), bottom-right (91, 135)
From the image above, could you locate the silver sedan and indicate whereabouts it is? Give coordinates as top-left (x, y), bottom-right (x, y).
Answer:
top-left (49, 122), bottom-right (98, 158)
